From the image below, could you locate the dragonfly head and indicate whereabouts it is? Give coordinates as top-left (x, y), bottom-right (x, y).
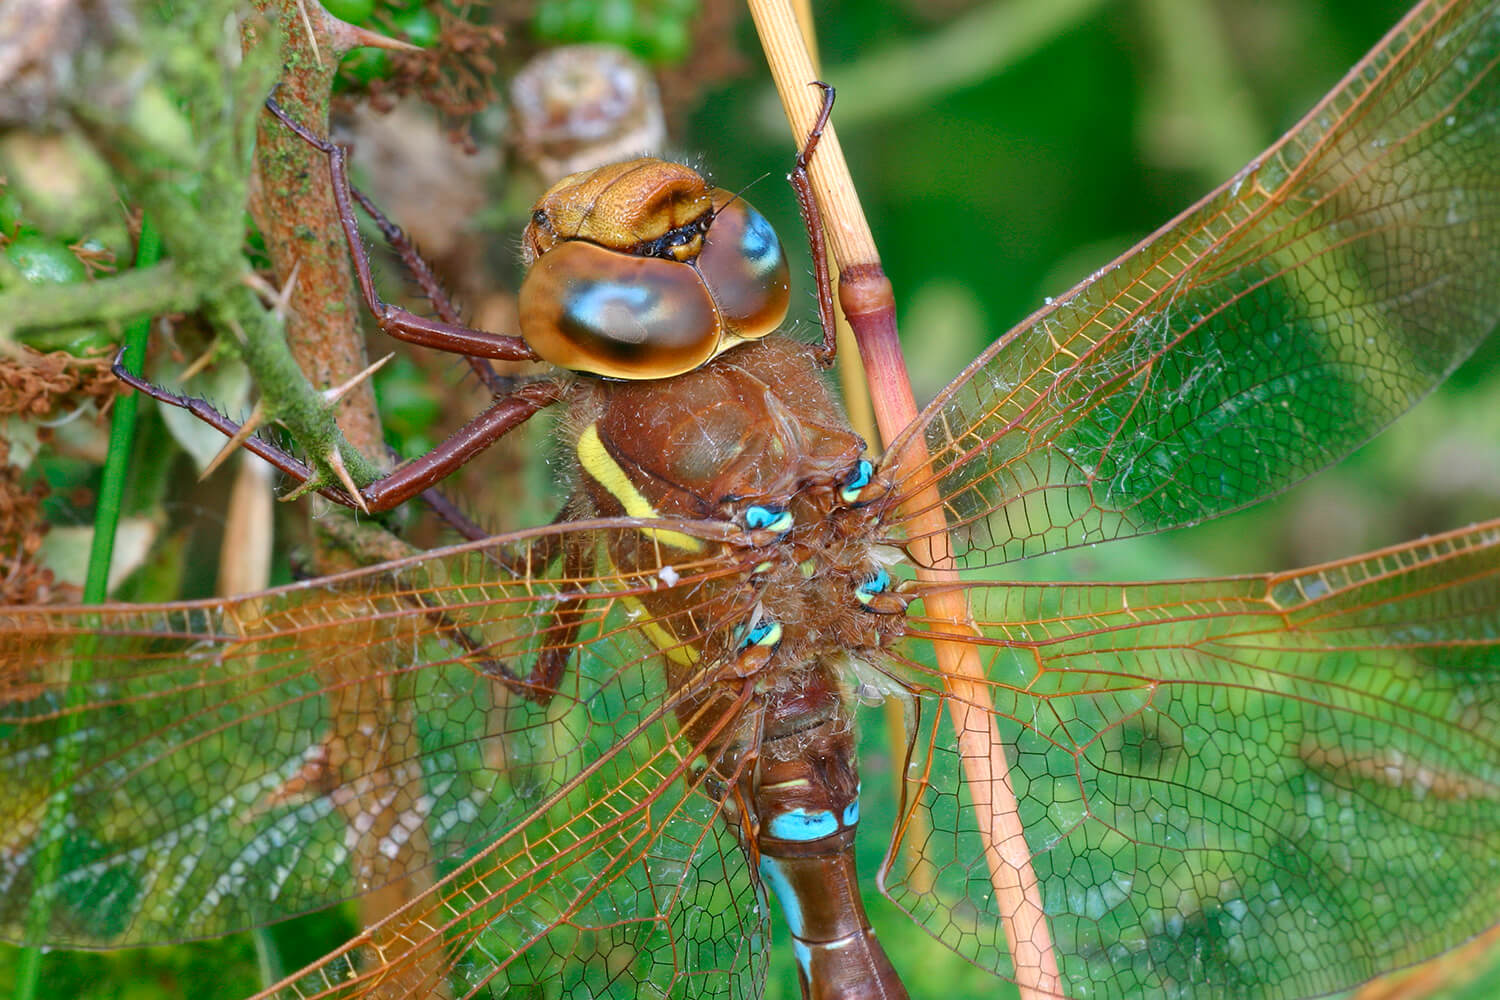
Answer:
top-left (518, 158), bottom-right (790, 380)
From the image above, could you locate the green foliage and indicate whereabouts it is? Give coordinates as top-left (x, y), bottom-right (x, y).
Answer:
top-left (533, 0), bottom-right (700, 63)
top-left (391, 5), bottom-right (442, 48)
top-left (0, 189), bottom-right (34, 238)
top-left (323, 0), bottom-right (377, 22)
top-left (338, 47), bottom-right (392, 84)
top-left (6, 235), bottom-right (89, 285)
top-left (331, 2), bottom-right (444, 87)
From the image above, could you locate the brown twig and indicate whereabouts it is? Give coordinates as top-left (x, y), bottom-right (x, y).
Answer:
top-left (240, 3), bottom-right (443, 987)
top-left (244, 0), bottom-right (383, 466)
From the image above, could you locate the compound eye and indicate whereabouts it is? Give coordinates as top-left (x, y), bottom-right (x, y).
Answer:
top-left (518, 240), bottom-right (722, 379)
top-left (839, 459), bottom-right (875, 504)
top-left (744, 504), bottom-right (793, 534)
top-left (697, 197), bottom-right (789, 345)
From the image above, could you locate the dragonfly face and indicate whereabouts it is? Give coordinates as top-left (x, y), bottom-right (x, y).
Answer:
top-left (3, 1), bottom-right (1500, 998)
top-left (518, 158), bottom-right (791, 379)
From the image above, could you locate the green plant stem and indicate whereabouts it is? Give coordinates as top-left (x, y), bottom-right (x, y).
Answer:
top-left (0, 261), bottom-right (194, 340)
top-left (13, 215), bottom-right (163, 1000)
top-left (212, 284), bottom-right (386, 490)
top-left (83, 215), bottom-right (163, 602)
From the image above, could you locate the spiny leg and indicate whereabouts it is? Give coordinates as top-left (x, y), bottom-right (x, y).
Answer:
top-left (331, 144), bottom-right (532, 515)
top-left (111, 354), bottom-right (354, 505)
top-left (113, 351), bottom-right (565, 513)
top-left (357, 377), bottom-right (563, 511)
top-left (264, 96), bottom-right (538, 364)
top-left (343, 187), bottom-right (591, 672)
top-left (347, 185), bottom-right (514, 398)
top-left (789, 82), bottom-right (839, 367)
top-left (416, 510), bottom-right (591, 706)
top-left (525, 523), bottom-right (596, 699)
top-left (113, 99), bottom-right (573, 512)
top-left (259, 97), bottom-right (574, 510)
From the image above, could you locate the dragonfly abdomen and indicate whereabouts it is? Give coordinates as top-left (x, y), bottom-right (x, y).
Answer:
top-left (750, 675), bottom-right (910, 1000)
top-left (756, 848), bottom-right (909, 1000)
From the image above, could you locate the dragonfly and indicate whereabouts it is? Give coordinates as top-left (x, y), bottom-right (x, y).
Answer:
top-left (4, 0), bottom-right (1500, 997)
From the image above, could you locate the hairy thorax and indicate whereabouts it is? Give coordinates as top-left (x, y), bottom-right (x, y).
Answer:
top-left (563, 336), bottom-right (906, 696)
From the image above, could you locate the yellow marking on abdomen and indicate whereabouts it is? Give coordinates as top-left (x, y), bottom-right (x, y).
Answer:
top-left (577, 422), bottom-right (703, 553)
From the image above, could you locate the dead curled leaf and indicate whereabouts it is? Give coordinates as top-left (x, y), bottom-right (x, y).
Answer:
top-left (0, 344), bottom-right (115, 417)
top-left (0, 435), bottom-right (74, 606)
top-left (0, 346), bottom-right (116, 605)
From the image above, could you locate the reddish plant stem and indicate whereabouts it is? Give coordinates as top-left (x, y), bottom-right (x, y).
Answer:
top-left (748, 1), bottom-right (1063, 995)
top-left (245, 2), bottom-right (382, 464)
top-left (240, 6), bottom-right (442, 991)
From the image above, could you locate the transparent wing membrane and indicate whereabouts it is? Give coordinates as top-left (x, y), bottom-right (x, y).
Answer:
top-left (888, 520), bottom-right (1500, 998)
top-left (889, 0), bottom-right (1500, 569)
top-left (1, 521), bottom-right (769, 998)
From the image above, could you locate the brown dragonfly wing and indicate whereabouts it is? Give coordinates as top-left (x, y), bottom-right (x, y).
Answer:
top-left (884, 519), bottom-right (1500, 999)
top-left (885, 0), bottom-right (1500, 570)
top-left (260, 666), bottom-right (766, 1000)
top-left (0, 518), bottom-right (772, 998)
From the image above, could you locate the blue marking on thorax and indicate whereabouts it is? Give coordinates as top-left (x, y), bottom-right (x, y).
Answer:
top-left (855, 569), bottom-right (891, 604)
top-left (734, 619), bottom-right (781, 650)
top-left (840, 459), bottom-right (875, 503)
top-left (767, 807), bottom-right (839, 842)
top-left (745, 504), bottom-right (793, 534)
top-left (758, 856), bottom-right (807, 937)
top-left (842, 798), bottom-right (860, 827)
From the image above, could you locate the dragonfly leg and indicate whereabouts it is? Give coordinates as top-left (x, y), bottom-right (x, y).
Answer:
top-left (112, 353), bottom-right (328, 496)
top-left (264, 96), bottom-right (540, 367)
top-left (418, 598), bottom-right (568, 706)
top-left (415, 486), bottom-right (493, 541)
top-left (525, 525), bottom-right (594, 698)
top-left (424, 517), bottom-right (587, 706)
top-left (355, 378), bottom-right (565, 511)
top-left (115, 99), bottom-right (572, 512)
top-left (345, 184), bottom-right (514, 397)
top-left (113, 350), bottom-right (566, 512)
top-left (789, 81), bottom-right (839, 367)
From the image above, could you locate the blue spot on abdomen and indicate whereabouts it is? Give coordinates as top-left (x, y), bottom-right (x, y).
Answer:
top-left (758, 856), bottom-right (806, 936)
top-left (767, 807), bottom-right (840, 842)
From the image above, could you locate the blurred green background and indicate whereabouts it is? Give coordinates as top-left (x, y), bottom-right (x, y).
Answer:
top-left (5, 0), bottom-right (1498, 998)
top-left (692, 0), bottom-right (1500, 580)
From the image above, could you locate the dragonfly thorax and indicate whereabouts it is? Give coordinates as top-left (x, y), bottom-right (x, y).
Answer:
top-left (568, 336), bottom-right (904, 678)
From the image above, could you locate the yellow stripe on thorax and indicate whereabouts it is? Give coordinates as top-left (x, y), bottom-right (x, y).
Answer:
top-left (620, 593), bottom-right (700, 667)
top-left (576, 422), bottom-right (704, 553)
